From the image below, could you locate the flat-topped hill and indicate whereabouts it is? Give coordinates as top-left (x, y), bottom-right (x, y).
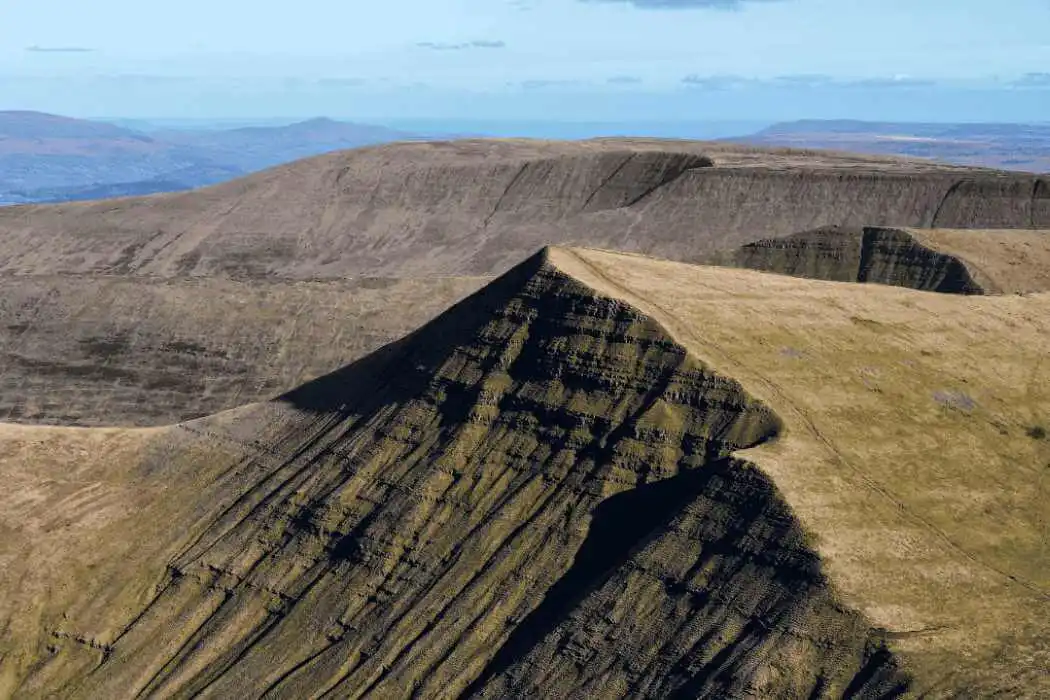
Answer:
top-left (0, 138), bottom-right (1046, 278)
top-left (2, 247), bottom-right (1046, 697)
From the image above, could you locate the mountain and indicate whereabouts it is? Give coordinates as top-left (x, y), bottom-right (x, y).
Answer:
top-left (0, 110), bottom-right (151, 141)
top-left (153, 117), bottom-right (418, 172)
top-left (732, 119), bottom-right (1050, 172)
top-left (0, 111), bottom-right (216, 195)
top-left (0, 138), bottom-right (1046, 280)
top-left (0, 111), bottom-right (420, 203)
top-left (0, 138), bottom-right (1046, 429)
top-left (1, 244), bottom-right (1047, 697)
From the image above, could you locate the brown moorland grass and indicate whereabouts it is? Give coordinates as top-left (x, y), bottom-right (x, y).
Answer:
top-left (0, 139), bottom-right (1045, 279)
top-left (555, 246), bottom-right (1050, 694)
top-left (0, 246), bottom-right (1046, 697)
top-left (0, 226), bottom-right (1046, 428)
top-left (0, 275), bottom-right (488, 426)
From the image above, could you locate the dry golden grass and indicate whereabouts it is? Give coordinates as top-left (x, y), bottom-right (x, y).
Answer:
top-left (555, 246), bottom-right (1050, 693)
top-left (908, 227), bottom-right (1050, 293)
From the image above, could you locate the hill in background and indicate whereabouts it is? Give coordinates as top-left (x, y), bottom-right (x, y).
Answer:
top-left (0, 111), bottom-right (418, 204)
top-left (733, 120), bottom-right (1050, 173)
top-left (2, 138), bottom-right (1046, 280)
top-left (4, 112), bottom-right (1050, 205)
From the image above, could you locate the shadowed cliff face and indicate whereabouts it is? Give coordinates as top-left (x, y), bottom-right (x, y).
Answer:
top-left (467, 458), bottom-right (909, 700)
top-left (0, 139), bottom-right (1046, 278)
top-left (4, 251), bottom-right (907, 699)
top-left (729, 226), bottom-right (1003, 294)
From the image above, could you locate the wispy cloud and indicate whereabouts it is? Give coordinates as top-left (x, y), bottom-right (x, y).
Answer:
top-left (607, 75), bottom-right (644, 84)
top-left (416, 40), bottom-right (507, 51)
top-left (517, 79), bottom-right (583, 90)
top-left (315, 77), bottom-right (368, 87)
top-left (1012, 72), bottom-right (1050, 87)
top-left (683, 74), bottom-right (939, 90)
top-left (582, 0), bottom-right (786, 9)
top-left (25, 45), bottom-right (95, 53)
top-left (681, 74), bottom-right (753, 89)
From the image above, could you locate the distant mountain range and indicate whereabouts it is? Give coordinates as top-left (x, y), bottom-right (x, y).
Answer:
top-left (2, 111), bottom-right (1048, 205)
top-left (729, 119), bottom-right (1050, 173)
top-left (0, 111), bottom-right (419, 204)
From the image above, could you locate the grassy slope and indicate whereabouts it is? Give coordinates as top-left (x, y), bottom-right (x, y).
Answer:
top-left (0, 275), bottom-right (488, 426)
top-left (555, 247), bottom-right (1050, 694)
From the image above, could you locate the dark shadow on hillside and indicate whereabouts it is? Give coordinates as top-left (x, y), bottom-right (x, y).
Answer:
top-left (463, 453), bottom-right (912, 699)
top-left (276, 248), bottom-right (551, 416)
top-left (461, 462), bottom-right (732, 698)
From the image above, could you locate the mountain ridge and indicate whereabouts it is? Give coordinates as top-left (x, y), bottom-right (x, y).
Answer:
top-left (2, 245), bottom-right (1047, 697)
top-left (1, 138), bottom-right (1046, 279)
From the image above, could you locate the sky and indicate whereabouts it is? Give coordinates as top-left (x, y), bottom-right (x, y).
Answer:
top-left (1, 0), bottom-right (1049, 122)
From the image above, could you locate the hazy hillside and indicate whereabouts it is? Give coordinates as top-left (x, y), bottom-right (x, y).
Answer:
top-left (153, 117), bottom-right (417, 172)
top-left (734, 120), bottom-right (1050, 172)
top-left (0, 111), bottom-right (217, 201)
top-left (0, 111), bottom-right (419, 204)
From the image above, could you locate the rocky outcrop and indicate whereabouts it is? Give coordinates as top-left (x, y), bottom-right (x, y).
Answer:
top-left (3, 140), bottom-right (1047, 426)
top-left (2, 250), bottom-right (908, 699)
top-left (857, 228), bottom-right (983, 293)
top-left (0, 139), bottom-right (1046, 278)
top-left (731, 226), bottom-right (987, 293)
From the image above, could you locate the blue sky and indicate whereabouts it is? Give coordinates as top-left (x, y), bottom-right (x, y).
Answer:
top-left (1, 0), bottom-right (1048, 120)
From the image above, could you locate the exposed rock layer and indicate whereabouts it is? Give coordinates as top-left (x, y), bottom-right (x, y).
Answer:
top-left (2, 140), bottom-right (1048, 426)
top-left (1, 251), bottom-right (910, 699)
top-left (728, 225), bottom-right (1050, 294)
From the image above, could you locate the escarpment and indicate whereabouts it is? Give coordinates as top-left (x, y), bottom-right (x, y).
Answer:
top-left (1, 249), bottom-right (909, 699)
top-left (467, 457), bottom-right (909, 699)
top-left (2, 140), bottom-right (1048, 427)
top-left (728, 225), bottom-right (1050, 294)
top-left (0, 139), bottom-right (1046, 278)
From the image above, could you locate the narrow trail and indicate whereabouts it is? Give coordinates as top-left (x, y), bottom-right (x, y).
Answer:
top-left (557, 247), bottom-right (1050, 602)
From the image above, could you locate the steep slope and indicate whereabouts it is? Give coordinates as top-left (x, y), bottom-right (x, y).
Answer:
top-left (906, 227), bottom-right (1050, 293)
top-left (725, 226), bottom-right (1050, 294)
top-left (0, 275), bottom-right (487, 426)
top-left (555, 247), bottom-right (1050, 696)
top-left (3, 247), bottom-right (1047, 698)
top-left (0, 138), bottom-right (1046, 278)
